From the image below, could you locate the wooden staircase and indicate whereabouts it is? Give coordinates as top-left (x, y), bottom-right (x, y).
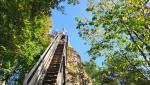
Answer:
top-left (42, 44), bottom-right (64, 85)
top-left (23, 33), bottom-right (67, 85)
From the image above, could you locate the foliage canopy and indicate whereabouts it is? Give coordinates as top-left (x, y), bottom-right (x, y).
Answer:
top-left (77, 0), bottom-right (150, 84)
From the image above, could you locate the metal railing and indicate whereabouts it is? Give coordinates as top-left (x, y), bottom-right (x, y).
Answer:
top-left (23, 33), bottom-right (63, 85)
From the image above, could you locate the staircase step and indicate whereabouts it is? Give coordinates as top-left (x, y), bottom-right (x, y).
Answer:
top-left (47, 70), bottom-right (58, 73)
top-left (54, 51), bottom-right (62, 53)
top-left (56, 49), bottom-right (63, 51)
top-left (52, 58), bottom-right (61, 60)
top-left (53, 56), bottom-right (61, 58)
top-left (56, 48), bottom-right (63, 51)
top-left (51, 59), bottom-right (61, 62)
top-left (53, 56), bottom-right (60, 58)
top-left (51, 63), bottom-right (60, 66)
top-left (47, 68), bottom-right (58, 71)
top-left (50, 65), bottom-right (59, 68)
top-left (42, 79), bottom-right (56, 84)
top-left (51, 59), bottom-right (60, 62)
top-left (46, 71), bottom-right (58, 75)
top-left (47, 67), bottom-right (59, 72)
top-left (57, 46), bottom-right (63, 48)
top-left (45, 75), bottom-right (57, 80)
top-left (54, 52), bottom-right (62, 55)
top-left (51, 61), bottom-right (60, 64)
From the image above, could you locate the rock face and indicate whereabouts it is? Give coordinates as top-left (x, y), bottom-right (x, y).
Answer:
top-left (66, 45), bottom-right (93, 85)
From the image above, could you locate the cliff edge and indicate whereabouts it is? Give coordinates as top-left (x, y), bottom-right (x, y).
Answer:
top-left (66, 44), bottom-right (93, 85)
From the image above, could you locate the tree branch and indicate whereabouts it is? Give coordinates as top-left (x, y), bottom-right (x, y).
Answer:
top-left (119, 52), bottom-right (148, 80)
top-left (133, 30), bottom-right (150, 49)
top-left (127, 28), bottom-right (150, 66)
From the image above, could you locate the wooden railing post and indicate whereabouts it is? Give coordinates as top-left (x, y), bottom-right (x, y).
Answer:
top-left (63, 55), bottom-right (66, 85)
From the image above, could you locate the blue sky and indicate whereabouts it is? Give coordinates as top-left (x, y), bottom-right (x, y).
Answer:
top-left (51, 0), bottom-right (105, 66)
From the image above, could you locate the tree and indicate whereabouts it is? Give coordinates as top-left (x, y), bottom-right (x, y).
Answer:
top-left (0, 0), bottom-right (79, 84)
top-left (84, 60), bottom-right (101, 85)
top-left (84, 60), bottom-right (118, 85)
top-left (76, 0), bottom-right (150, 84)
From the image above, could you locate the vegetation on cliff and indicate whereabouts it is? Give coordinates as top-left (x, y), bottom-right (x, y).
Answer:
top-left (66, 45), bottom-right (93, 85)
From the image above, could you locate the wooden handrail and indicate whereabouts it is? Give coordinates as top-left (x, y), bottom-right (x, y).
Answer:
top-left (23, 35), bottom-right (56, 84)
top-left (56, 35), bottom-right (67, 85)
top-left (56, 55), bottom-right (64, 84)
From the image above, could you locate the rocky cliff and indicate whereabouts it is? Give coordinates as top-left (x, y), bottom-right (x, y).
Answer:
top-left (65, 45), bottom-right (93, 85)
